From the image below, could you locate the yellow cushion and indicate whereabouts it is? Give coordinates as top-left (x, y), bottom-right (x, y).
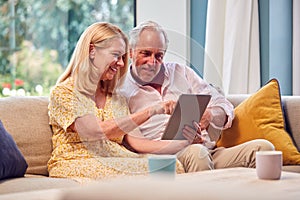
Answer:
top-left (216, 79), bottom-right (300, 165)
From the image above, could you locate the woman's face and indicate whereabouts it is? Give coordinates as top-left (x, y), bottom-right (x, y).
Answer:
top-left (90, 37), bottom-right (126, 81)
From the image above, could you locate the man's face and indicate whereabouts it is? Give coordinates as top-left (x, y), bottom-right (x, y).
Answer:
top-left (130, 29), bottom-right (166, 83)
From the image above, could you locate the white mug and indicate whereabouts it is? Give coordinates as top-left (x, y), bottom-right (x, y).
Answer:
top-left (256, 151), bottom-right (282, 180)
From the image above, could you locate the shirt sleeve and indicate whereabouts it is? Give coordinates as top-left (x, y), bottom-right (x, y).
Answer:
top-left (48, 84), bottom-right (95, 132)
top-left (184, 66), bottom-right (234, 130)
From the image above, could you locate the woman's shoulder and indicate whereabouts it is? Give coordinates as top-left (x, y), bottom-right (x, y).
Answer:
top-left (50, 78), bottom-right (74, 95)
top-left (50, 78), bottom-right (90, 104)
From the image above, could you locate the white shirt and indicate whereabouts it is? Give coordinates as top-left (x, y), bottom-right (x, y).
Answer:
top-left (118, 63), bottom-right (234, 141)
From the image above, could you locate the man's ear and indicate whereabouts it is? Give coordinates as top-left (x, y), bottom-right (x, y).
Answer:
top-left (89, 44), bottom-right (96, 59)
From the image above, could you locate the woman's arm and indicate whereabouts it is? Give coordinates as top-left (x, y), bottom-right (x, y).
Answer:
top-left (123, 123), bottom-right (204, 155)
top-left (123, 131), bottom-right (190, 154)
top-left (73, 100), bottom-right (176, 141)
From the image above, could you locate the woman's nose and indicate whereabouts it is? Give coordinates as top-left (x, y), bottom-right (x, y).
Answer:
top-left (116, 57), bottom-right (124, 67)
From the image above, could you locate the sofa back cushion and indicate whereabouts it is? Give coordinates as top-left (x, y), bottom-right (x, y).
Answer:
top-left (0, 96), bottom-right (52, 176)
top-left (281, 96), bottom-right (300, 151)
top-left (0, 120), bottom-right (28, 180)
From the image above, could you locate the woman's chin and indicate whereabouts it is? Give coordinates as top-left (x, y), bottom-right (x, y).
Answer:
top-left (104, 75), bottom-right (115, 81)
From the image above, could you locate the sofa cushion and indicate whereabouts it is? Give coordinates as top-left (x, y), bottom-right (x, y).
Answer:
top-left (0, 174), bottom-right (78, 195)
top-left (0, 96), bottom-right (52, 176)
top-left (282, 96), bottom-right (300, 151)
top-left (0, 120), bottom-right (28, 180)
top-left (216, 79), bottom-right (300, 165)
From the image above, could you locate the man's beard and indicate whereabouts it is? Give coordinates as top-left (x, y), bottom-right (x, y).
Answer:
top-left (131, 64), bottom-right (165, 86)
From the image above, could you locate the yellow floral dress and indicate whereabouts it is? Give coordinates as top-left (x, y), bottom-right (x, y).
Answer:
top-left (47, 78), bottom-right (184, 180)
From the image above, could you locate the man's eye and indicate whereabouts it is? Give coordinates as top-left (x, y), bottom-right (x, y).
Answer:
top-left (155, 54), bottom-right (164, 61)
top-left (140, 52), bottom-right (151, 57)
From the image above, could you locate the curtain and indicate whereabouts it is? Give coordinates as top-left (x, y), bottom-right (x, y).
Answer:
top-left (204, 0), bottom-right (260, 95)
top-left (293, 0), bottom-right (300, 95)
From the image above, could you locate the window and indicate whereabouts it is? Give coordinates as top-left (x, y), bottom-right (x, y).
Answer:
top-left (0, 0), bottom-right (134, 97)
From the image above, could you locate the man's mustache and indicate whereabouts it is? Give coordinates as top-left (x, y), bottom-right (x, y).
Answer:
top-left (139, 64), bottom-right (161, 70)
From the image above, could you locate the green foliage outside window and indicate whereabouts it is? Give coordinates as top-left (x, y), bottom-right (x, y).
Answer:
top-left (0, 0), bottom-right (134, 97)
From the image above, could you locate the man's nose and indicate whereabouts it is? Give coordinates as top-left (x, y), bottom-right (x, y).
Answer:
top-left (147, 54), bottom-right (157, 65)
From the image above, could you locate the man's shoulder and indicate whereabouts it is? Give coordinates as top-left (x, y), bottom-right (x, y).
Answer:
top-left (164, 62), bottom-right (187, 69)
top-left (164, 62), bottom-right (195, 72)
top-left (164, 62), bottom-right (198, 77)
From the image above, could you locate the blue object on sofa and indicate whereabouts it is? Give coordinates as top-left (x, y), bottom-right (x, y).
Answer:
top-left (0, 120), bottom-right (28, 180)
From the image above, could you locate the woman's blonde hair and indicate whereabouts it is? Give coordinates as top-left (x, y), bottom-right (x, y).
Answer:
top-left (57, 22), bottom-right (129, 96)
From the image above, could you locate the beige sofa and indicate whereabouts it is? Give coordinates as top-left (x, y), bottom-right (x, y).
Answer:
top-left (0, 95), bottom-right (300, 197)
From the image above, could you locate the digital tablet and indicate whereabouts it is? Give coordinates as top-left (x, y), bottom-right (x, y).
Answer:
top-left (161, 94), bottom-right (211, 140)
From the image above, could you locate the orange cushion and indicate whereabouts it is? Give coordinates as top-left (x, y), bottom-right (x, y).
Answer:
top-left (216, 79), bottom-right (300, 165)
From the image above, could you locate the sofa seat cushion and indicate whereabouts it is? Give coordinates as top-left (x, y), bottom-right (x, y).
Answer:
top-left (0, 188), bottom-right (65, 200)
top-left (282, 165), bottom-right (300, 173)
top-left (0, 175), bottom-right (79, 195)
top-left (0, 96), bottom-right (52, 176)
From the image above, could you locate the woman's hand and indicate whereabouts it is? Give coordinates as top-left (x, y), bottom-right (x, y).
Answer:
top-left (149, 100), bottom-right (176, 116)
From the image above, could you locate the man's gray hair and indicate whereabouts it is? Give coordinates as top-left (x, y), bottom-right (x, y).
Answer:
top-left (129, 20), bottom-right (169, 49)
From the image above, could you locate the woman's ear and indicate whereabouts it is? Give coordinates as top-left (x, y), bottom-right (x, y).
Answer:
top-left (89, 44), bottom-right (96, 59)
top-left (129, 48), bottom-right (133, 59)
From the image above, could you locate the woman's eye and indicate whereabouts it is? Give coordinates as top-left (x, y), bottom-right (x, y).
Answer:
top-left (112, 53), bottom-right (120, 58)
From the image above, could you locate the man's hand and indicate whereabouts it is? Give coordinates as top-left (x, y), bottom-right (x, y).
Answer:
top-left (200, 108), bottom-right (212, 130)
top-left (182, 122), bottom-right (204, 144)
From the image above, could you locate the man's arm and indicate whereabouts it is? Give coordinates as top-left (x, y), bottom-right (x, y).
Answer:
top-left (184, 66), bottom-right (234, 131)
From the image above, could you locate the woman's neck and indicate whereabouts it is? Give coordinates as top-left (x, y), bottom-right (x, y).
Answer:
top-left (94, 88), bottom-right (107, 109)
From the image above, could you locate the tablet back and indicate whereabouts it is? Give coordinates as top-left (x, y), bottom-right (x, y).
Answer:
top-left (161, 94), bottom-right (211, 140)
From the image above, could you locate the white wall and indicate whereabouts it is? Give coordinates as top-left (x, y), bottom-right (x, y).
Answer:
top-left (136, 0), bottom-right (190, 64)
